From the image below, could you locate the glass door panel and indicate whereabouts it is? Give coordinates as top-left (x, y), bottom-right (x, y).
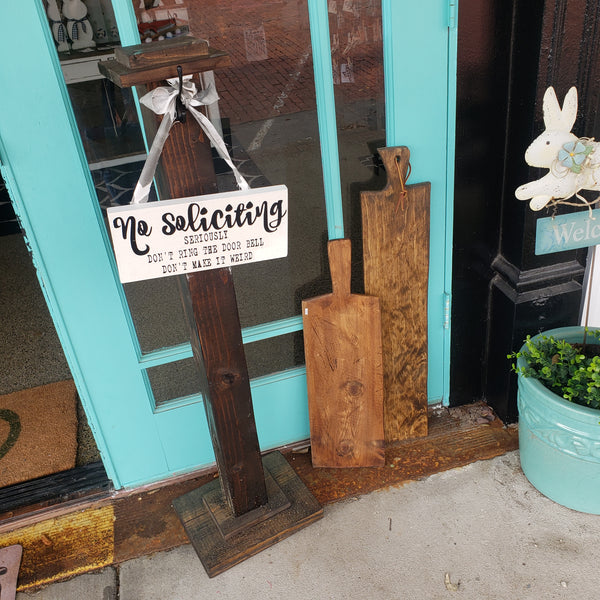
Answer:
top-left (328, 0), bottom-right (386, 290)
top-left (3, 1), bottom-right (452, 487)
top-left (127, 0), bottom-right (332, 399)
top-left (49, 0), bottom-right (332, 407)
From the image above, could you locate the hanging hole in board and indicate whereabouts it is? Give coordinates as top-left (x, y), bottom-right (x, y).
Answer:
top-left (394, 155), bottom-right (411, 213)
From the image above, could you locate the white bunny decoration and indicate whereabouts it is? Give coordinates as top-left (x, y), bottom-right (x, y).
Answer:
top-left (515, 86), bottom-right (600, 212)
top-left (62, 0), bottom-right (96, 50)
top-left (46, 0), bottom-right (70, 52)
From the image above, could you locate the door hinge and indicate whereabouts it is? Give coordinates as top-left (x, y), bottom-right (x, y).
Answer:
top-left (443, 292), bottom-right (451, 329)
top-left (448, 0), bottom-right (457, 29)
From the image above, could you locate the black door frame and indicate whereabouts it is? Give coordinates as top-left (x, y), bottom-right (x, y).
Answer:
top-left (451, 0), bottom-right (600, 421)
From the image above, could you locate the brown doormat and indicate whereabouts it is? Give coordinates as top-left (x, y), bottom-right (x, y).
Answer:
top-left (0, 380), bottom-right (78, 488)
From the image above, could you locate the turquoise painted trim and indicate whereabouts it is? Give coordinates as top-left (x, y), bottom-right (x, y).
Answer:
top-left (143, 367), bottom-right (309, 487)
top-left (307, 0), bottom-right (344, 240)
top-left (0, 1), bottom-right (172, 488)
top-left (381, 0), bottom-right (398, 150)
top-left (381, 0), bottom-right (455, 405)
top-left (242, 315), bottom-right (304, 344)
top-left (443, 1), bottom-right (458, 406)
top-left (153, 393), bottom-right (204, 413)
top-left (138, 315), bottom-right (304, 369)
top-left (111, 0), bottom-right (141, 46)
top-left (139, 343), bottom-right (194, 369)
top-left (252, 366), bottom-right (310, 451)
top-left (0, 147), bottom-right (119, 477)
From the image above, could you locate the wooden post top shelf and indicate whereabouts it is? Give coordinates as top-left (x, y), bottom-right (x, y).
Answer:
top-left (98, 36), bottom-right (230, 88)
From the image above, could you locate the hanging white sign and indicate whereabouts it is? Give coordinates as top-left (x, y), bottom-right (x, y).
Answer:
top-left (107, 185), bottom-right (288, 283)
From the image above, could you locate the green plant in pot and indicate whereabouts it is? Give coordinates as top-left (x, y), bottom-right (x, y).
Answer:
top-left (510, 329), bottom-right (600, 410)
top-left (511, 85), bottom-right (600, 513)
top-left (509, 327), bottom-right (600, 514)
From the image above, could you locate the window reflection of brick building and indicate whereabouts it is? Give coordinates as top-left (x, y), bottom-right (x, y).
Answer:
top-left (132, 0), bottom-right (383, 127)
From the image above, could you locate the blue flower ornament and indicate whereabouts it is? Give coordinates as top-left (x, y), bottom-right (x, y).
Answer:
top-left (558, 140), bottom-right (594, 173)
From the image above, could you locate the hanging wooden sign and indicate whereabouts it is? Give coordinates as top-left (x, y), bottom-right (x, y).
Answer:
top-left (107, 185), bottom-right (288, 283)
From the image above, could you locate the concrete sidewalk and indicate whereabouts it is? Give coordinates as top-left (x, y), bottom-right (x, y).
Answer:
top-left (18, 451), bottom-right (600, 599)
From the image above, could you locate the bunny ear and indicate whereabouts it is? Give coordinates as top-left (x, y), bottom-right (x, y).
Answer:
top-left (558, 86), bottom-right (578, 132)
top-left (543, 86), bottom-right (578, 131)
top-left (542, 87), bottom-right (562, 130)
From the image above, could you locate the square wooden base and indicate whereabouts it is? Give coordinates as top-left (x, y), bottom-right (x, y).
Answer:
top-left (172, 451), bottom-right (323, 577)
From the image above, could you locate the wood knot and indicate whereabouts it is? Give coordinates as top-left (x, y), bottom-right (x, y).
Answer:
top-left (344, 380), bottom-right (364, 397)
top-left (217, 370), bottom-right (239, 389)
top-left (336, 439), bottom-right (354, 457)
top-left (222, 373), bottom-right (235, 384)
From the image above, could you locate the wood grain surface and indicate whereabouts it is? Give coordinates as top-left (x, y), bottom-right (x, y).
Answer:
top-left (302, 239), bottom-right (384, 467)
top-left (173, 451), bottom-right (323, 577)
top-left (181, 269), bottom-right (269, 516)
top-left (114, 35), bottom-right (209, 69)
top-left (143, 81), bottom-right (267, 517)
top-left (98, 48), bottom-right (230, 88)
top-left (361, 146), bottom-right (430, 443)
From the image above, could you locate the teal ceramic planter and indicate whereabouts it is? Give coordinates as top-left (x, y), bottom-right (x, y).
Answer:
top-left (517, 326), bottom-right (600, 513)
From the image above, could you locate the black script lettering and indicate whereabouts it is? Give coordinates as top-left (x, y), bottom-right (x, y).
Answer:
top-left (162, 199), bottom-right (284, 238)
top-left (249, 200), bottom-right (286, 233)
top-left (161, 213), bottom-right (176, 235)
top-left (268, 200), bottom-right (286, 232)
top-left (112, 216), bottom-right (152, 256)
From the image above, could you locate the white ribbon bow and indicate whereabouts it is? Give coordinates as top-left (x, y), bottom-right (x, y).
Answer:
top-left (132, 75), bottom-right (249, 204)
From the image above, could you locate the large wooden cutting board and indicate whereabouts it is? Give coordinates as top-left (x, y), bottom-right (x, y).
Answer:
top-left (302, 239), bottom-right (385, 468)
top-left (361, 146), bottom-right (430, 443)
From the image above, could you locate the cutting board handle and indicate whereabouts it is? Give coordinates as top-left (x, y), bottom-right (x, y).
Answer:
top-left (328, 238), bottom-right (351, 296)
top-left (378, 146), bottom-right (410, 200)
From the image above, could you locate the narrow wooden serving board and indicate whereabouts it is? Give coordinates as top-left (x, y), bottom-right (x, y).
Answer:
top-left (302, 239), bottom-right (385, 467)
top-left (361, 146), bottom-right (430, 443)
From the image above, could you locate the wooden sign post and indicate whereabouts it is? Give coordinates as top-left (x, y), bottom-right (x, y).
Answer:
top-left (100, 36), bottom-right (321, 577)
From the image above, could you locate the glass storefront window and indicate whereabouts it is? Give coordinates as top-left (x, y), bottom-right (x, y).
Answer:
top-left (46, 0), bottom-right (385, 405)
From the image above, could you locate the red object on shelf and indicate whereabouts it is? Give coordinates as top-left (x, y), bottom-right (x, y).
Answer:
top-left (138, 19), bottom-right (177, 40)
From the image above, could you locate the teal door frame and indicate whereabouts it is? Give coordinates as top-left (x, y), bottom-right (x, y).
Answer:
top-left (382, 0), bottom-right (457, 403)
top-left (308, 0), bottom-right (458, 404)
top-left (0, 1), bottom-right (456, 489)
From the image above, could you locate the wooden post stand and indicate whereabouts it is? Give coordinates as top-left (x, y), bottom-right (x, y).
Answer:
top-left (100, 37), bottom-right (322, 578)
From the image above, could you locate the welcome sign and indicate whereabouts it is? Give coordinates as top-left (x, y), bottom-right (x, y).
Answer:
top-left (107, 185), bottom-right (288, 283)
top-left (536, 208), bottom-right (600, 255)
